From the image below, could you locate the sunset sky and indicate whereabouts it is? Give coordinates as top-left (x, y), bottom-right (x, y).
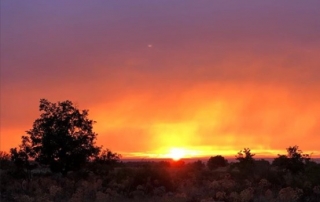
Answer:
top-left (1, 1), bottom-right (320, 159)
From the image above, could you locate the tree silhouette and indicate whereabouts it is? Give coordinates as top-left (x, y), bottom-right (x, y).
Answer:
top-left (235, 148), bottom-right (255, 175)
top-left (207, 155), bottom-right (228, 170)
top-left (0, 151), bottom-right (11, 170)
top-left (236, 148), bottom-right (255, 163)
top-left (272, 145), bottom-right (310, 174)
top-left (10, 148), bottom-right (29, 169)
top-left (94, 148), bottom-right (121, 165)
top-left (11, 99), bottom-right (101, 175)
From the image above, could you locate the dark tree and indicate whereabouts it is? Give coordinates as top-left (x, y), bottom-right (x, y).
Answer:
top-left (286, 145), bottom-right (310, 164)
top-left (235, 148), bottom-right (255, 175)
top-left (191, 160), bottom-right (205, 170)
top-left (94, 148), bottom-right (121, 165)
top-left (207, 155), bottom-right (228, 170)
top-left (0, 151), bottom-right (11, 170)
top-left (236, 148), bottom-right (255, 162)
top-left (11, 99), bottom-right (101, 175)
top-left (184, 160), bottom-right (205, 172)
top-left (10, 148), bottom-right (29, 169)
top-left (272, 145), bottom-right (310, 174)
top-left (253, 159), bottom-right (271, 179)
top-left (272, 155), bottom-right (289, 171)
top-left (88, 148), bottom-right (121, 175)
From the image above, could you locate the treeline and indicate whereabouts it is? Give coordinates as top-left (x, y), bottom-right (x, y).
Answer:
top-left (1, 145), bottom-right (320, 201)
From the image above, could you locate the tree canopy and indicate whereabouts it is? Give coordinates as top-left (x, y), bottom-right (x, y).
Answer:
top-left (235, 148), bottom-right (255, 175)
top-left (11, 99), bottom-right (101, 174)
top-left (207, 155), bottom-right (228, 170)
top-left (272, 145), bottom-right (310, 174)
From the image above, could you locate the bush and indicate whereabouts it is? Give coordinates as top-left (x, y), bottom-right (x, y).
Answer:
top-left (207, 155), bottom-right (228, 170)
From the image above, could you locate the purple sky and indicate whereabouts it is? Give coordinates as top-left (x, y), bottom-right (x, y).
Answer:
top-left (1, 1), bottom-right (320, 157)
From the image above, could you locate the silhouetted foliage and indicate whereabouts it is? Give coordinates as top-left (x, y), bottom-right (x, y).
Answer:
top-left (88, 148), bottom-right (122, 175)
top-left (11, 99), bottom-right (101, 175)
top-left (253, 159), bottom-right (272, 180)
top-left (1, 145), bottom-right (320, 201)
top-left (0, 151), bottom-right (11, 170)
top-left (9, 148), bottom-right (30, 178)
top-left (129, 166), bottom-right (175, 194)
top-left (272, 145), bottom-right (310, 174)
top-left (272, 155), bottom-right (288, 170)
top-left (235, 148), bottom-right (255, 175)
top-left (236, 148), bottom-right (255, 162)
top-left (304, 161), bottom-right (320, 185)
top-left (207, 155), bottom-right (228, 170)
top-left (94, 148), bottom-right (121, 165)
top-left (175, 160), bottom-right (206, 183)
top-left (190, 160), bottom-right (205, 170)
top-left (10, 148), bottom-right (29, 170)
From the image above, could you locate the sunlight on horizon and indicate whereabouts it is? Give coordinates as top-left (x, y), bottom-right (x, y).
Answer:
top-left (1, 1), bottom-right (320, 158)
top-left (166, 148), bottom-right (186, 161)
top-left (112, 147), bottom-right (320, 159)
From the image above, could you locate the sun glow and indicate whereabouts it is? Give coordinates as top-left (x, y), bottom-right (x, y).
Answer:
top-left (168, 148), bottom-right (186, 161)
top-left (163, 147), bottom-right (207, 160)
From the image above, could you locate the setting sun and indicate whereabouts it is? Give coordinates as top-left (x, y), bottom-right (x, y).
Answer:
top-left (168, 148), bottom-right (186, 161)
top-left (1, 1), bottom-right (320, 200)
top-left (1, 0), bottom-right (320, 159)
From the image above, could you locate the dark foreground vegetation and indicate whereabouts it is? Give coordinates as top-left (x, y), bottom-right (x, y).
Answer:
top-left (1, 99), bottom-right (319, 201)
top-left (1, 147), bottom-right (320, 202)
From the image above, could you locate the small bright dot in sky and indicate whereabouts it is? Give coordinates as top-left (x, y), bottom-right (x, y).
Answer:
top-left (148, 44), bottom-right (152, 48)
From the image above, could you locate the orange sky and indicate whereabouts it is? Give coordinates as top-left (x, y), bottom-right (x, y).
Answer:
top-left (1, 1), bottom-right (320, 159)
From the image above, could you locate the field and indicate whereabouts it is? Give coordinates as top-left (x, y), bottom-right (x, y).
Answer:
top-left (1, 158), bottom-right (320, 202)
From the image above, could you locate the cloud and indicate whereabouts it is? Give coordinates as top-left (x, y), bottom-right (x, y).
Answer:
top-left (1, 1), bottom-right (320, 156)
